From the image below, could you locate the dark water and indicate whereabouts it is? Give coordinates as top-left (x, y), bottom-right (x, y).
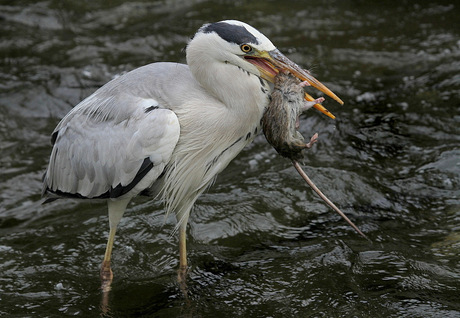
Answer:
top-left (1, 0), bottom-right (459, 317)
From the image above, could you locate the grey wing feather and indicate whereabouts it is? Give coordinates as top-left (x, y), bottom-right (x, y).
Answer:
top-left (43, 67), bottom-right (181, 200)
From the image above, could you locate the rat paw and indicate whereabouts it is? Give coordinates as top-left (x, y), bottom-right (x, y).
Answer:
top-left (301, 97), bottom-right (325, 112)
top-left (305, 132), bottom-right (319, 148)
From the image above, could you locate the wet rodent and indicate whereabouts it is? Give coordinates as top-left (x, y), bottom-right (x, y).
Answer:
top-left (262, 72), bottom-right (367, 239)
top-left (262, 71), bottom-right (324, 161)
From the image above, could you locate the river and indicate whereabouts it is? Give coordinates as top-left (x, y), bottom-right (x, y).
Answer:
top-left (0, 0), bottom-right (459, 317)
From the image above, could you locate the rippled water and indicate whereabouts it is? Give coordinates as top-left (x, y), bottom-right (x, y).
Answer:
top-left (1, 1), bottom-right (459, 317)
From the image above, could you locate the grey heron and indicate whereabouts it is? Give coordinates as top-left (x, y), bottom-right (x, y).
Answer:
top-left (42, 20), bottom-right (343, 289)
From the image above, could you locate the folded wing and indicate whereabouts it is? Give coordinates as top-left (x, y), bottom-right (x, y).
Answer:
top-left (43, 91), bottom-right (180, 200)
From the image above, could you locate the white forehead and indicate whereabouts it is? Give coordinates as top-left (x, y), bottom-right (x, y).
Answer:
top-left (199, 20), bottom-right (276, 51)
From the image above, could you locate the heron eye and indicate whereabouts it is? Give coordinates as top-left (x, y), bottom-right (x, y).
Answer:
top-left (240, 44), bottom-right (252, 53)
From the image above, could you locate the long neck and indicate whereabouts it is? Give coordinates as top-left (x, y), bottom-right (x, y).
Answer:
top-left (200, 63), bottom-right (266, 106)
top-left (186, 40), bottom-right (270, 120)
top-left (161, 41), bottom-right (272, 230)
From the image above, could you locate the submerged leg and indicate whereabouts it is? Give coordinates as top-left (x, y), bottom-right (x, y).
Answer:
top-left (100, 198), bottom-right (130, 292)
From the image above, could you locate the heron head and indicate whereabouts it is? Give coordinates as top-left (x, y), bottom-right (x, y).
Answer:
top-left (189, 20), bottom-right (343, 118)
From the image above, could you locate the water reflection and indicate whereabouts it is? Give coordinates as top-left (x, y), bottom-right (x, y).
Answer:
top-left (1, 0), bottom-right (459, 317)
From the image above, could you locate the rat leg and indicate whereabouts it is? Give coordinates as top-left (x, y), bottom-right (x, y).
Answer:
top-left (299, 80), bottom-right (310, 88)
top-left (301, 97), bottom-right (325, 113)
top-left (299, 81), bottom-right (325, 112)
top-left (305, 132), bottom-right (319, 148)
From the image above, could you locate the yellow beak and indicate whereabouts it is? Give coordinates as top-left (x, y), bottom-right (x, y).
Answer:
top-left (245, 49), bottom-right (343, 119)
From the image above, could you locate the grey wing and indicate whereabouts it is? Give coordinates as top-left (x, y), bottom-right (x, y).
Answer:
top-left (43, 94), bottom-right (180, 200)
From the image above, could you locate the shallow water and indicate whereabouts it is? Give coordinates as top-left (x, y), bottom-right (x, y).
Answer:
top-left (1, 0), bottom-right (459, 317)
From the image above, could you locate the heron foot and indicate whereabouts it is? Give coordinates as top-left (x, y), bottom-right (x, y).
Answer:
top-left (100, 260), bottom-right (113, 292)
top-left (305, 133), bottom-right (319, 149)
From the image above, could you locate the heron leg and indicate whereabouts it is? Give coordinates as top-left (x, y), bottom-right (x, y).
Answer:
top-left (100, 198), bottom-right (130, 292)
top-left (177, 223), bottom-right (188, 293)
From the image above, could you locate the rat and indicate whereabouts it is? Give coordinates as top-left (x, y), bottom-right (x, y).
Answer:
top-left (262, 72), bottom-right (323, 161)
top-left (262, 72), bottom-right (367, 239)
